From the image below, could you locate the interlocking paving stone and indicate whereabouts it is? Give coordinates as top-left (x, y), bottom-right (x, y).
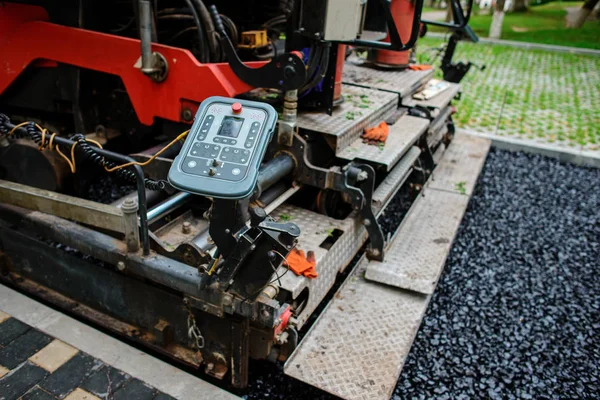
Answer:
top-left (30, 340), bottom-right (79, 373)
top-left (0, 317), bottom-right (31, 347)
top-left (0, 362), bottom-right (49, 400)
top-left (0, 329), bottom-right (52, 369)
top-left (112, 378), bottom-right (158, 400)
top-left (21, 386), bottom-right (58, 400)
top-left (80, 365), bottom-right (131, 399)
top-left (39, 352), bottom-right (103, 398)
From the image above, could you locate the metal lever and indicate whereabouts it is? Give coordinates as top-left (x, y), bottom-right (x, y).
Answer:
top-left (209, 5), bottom-right (306, 91)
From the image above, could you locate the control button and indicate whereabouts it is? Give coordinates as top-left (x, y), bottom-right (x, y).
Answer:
top-left (232, 168), bottom-right (241, 176)
top-left (204, 144), bottom-right (210, 149)
top-left (230, 139), bottom-right (237, 145)
top-left (223, 147), bottom-right (230, 153)
top-left (209, 168), bottom-right (217, 176)
top-left (187, 160), bottom-right (197, 168)
top-left (197, 135), bottom-right (206, 141)
top-left (213, 137), bottom-right (221, 143)
top-left (240, 158), bottom-right (247, 164)
top-left (233, 149), bottom-right (240, 154)
top-left (245, 142), bottom-right (253, 149)
top-left (232, 102), bottom-right (242, 114)
top-left (243, 150), bottom-right (250, 156)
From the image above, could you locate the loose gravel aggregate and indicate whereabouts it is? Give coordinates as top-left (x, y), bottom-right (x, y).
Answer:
top-left (244, 148), bottom-right (600, 399)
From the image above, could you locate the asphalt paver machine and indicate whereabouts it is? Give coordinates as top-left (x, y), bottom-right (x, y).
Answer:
top-left (0, 1), bottom-right (487, 398)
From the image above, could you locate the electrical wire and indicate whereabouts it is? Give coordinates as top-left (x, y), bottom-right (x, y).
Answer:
top-left (0, 116), bottom-right (181, 191)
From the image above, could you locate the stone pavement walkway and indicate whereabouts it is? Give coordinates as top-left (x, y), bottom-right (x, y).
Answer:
top-left (0, 310), bottom-right (175, 400)
top-left (0, 286), bottom-right (238, 400)
top-left (419, 37), bottom-right (600, 158)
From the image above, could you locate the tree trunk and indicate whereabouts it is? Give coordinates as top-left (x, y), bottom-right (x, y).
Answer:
top-left (511, 0), bottom-right (528, 12)
top-left (489, 0), bottom-right (506, 39)
top-left (566, 0), bottom-right (599, 28)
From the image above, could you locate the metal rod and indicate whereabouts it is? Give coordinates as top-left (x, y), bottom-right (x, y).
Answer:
top-left (147, 191), bottom-right (192, 222)
top-left (139, 0), bottom-right (154, 74)
top-left (255, 154), bottom-right (295, 197)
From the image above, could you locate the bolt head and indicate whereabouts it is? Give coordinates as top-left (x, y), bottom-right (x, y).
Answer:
top-left (182, 221), bottom-right (192, 234)
top-left (117, 261), bottom-right (126, 271)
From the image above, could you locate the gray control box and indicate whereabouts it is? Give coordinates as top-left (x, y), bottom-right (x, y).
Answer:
top-left (168, 96), bottom-right (278, 199)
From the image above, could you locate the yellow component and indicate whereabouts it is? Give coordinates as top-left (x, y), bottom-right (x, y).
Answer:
top-left (237, 30), bottom-right (269, 49)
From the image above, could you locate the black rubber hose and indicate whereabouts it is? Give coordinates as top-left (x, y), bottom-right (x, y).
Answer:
top-left (192, 0), bottom-right (219, 62)
top-left (183, 0), bottom-right (208, 63)
top-left (301, 43), bottom-right (331, 93)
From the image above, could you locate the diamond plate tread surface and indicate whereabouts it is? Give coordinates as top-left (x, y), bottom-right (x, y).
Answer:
top-left (365, 188), bottom-right (469, 294)
top-left (412, 82), bottom-right (461, 110)
top-left (427, 133), bottom-right (491, 196)
top-left (284, 257), bottom-right (431, 400)
top-left (342, 62), bottom-right (434, 97)
top-left (337, 116), bottom-right (429, 170)
top-left (272, 204), bottom-right (367, 329)
top-left (372, 146), bottom-right (421, 212)
top-left (296, 85), bottom-right (397, 152)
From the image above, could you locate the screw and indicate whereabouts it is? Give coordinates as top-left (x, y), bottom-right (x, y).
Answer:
top-left (223, 295), bottom-right (233, 306)
top-left (357, 170), bottom-right (368, 181)
top-left (206, 362), bottom-right (214, 371)
top-left (262, 310), bottom-right (270, 318)
top-left (362, 219), bottom-right (371, 226)
top-left (117, 261), bottom-right (126, 271)
top-left (181, 108), bottom-right (193, 121)
top-left (182, 221), bottom-right (192, 234)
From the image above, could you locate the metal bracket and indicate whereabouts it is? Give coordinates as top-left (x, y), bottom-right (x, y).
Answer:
top-left (289, 134), bottom-right (385, 260)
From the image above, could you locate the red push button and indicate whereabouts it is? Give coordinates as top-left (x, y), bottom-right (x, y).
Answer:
top-left (232, 102), bottom-right (242, 114)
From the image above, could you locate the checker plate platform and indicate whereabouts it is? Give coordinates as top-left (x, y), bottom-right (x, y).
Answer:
top-left (342, 62), bottom-right (434, 98)
top-left (296, 85), bottom-right (398, 153)
top-left (284, 134), bottom-right (490, 399)
top-left (337, 115), bottom-right (429, 171)
top-left (365, 134), bottom-right (490, 293)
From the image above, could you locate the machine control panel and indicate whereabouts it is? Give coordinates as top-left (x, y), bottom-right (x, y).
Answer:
top-left (168, 97), bottom-right (278, 199)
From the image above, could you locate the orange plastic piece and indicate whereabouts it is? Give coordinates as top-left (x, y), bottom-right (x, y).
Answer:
top-left (362, 121), bottom-right (389, 143)
top-left (408, 64), bottom-right (434, 71)
top-left (286, 249), bottom-right (318, 278)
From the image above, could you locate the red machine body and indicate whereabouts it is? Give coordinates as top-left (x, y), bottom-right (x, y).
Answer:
top-left (0, 3), bottom-right (266, 126)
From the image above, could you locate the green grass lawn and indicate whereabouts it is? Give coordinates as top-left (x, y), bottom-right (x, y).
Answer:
top-left (428, 1), bottom-right (600, 49)
top-left (416, 37), bottom-right (600, 149)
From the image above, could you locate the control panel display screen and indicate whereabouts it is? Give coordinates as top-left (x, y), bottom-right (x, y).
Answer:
top-left (217, 116), bottom-right (244, 138)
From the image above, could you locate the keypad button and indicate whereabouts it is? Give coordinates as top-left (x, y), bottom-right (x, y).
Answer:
top-left (213, 137), bottom-right (222, 143)
top-left (232, 168), bottom-right (241, 176)
top-left (244, 142), bottom-right (253, 149)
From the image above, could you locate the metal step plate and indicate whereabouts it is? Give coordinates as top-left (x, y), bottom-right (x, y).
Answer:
top-left (365, 134), bottom-right (491, 293)
top-left (343, 62), bottom-right (434, 98)
top-left (284, 134), bottom-right (490, 399)
top-left (409, 81), bottom-right (461, 113)
top-left (285, 257), bottom-right (431, 400)
top-left (365, 188), bottom-right (469, 294)
top-left (272, 205), bottom-right (367, 330)
top-left (337, 115), bottom-right (429, 171)
top-left (271, 145), bottom-right (423, 329)
top-left (296, 85), bottom-right (398, 153)
top-left (372, 146), bottom-right (421, 212)
top-left (427, 132), bottom-right (490, 197)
